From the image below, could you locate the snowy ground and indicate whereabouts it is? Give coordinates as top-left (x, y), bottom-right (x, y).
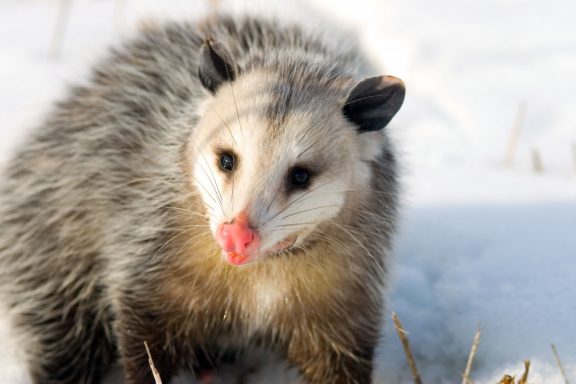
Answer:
top-left (1, 0), bottom-right (575, 383)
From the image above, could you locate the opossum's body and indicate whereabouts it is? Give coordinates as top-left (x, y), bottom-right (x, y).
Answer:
top-left (0, 16), bottom-right (404, 384)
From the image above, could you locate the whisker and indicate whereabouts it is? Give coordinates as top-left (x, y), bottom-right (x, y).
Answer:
top-left (280, 204), bottom-right (340, 221)
top-left (210, 106), bottom-right (237, 146)
top-left (231, 176), bottom-right (235, 213)
top-left (189, 174), bottom-right (220, 208)
top-left (263, 177), bottom-right (338, 225)
top-left (342, 188), bottom-right (397, 198)
top-left (164, 206), bottom-right (211, 219)
top-left (265, 182), bottom-right (284, 212)
top-left (297, 135), bottom-right (324, 159)
top-left (187, 138), bottom-right (225, 215)
top-left (152, 226), bottom-right (203, 260)
top-left (166, 231), bottom-right (214, 269)
top-left (275, 222), bottom-right (315, 228)
top-left (225, 62), bottom-right (244, 138)
top-left (332, 223), bottom-right (386, 274)
top-left (163, 224), bottom-right (211, 230)
top-left (197, 160), bottom-right (224, 214)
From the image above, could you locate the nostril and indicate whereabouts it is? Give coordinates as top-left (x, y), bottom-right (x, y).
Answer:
top-left (242, 232), bottom-right (254, 248)
top-left (237, 229), bottom-right (254, 249)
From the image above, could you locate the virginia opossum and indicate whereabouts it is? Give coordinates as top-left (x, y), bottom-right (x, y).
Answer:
top-left (0, 14), bottom-right (404, 384)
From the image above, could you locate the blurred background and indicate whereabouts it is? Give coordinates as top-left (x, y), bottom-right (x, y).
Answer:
top-left (0, 0), bottom-right (575, 383)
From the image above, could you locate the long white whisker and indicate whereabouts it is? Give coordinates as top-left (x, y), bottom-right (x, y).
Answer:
top-left (164, 206), bottom-right (211, 219)
top-left (210, 106), bottom-right (237, 146)
top-left (280, 204), bottom-right (340, 221)
top-left (189, 174), bottom-right (220, 209)
top-left (263, 177), bottom-right (338, 225)
top-left (187, 138), bottom-right (225, 215)
top-left (197, 160), bottom-right (224, 214)
top-left (152, 226), bottom-right (203, 260)
top-left (225, 62), bottom-right (244, 138)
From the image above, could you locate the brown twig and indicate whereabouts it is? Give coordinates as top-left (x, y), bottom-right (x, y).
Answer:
top-left (462, 328), bottom-right (481, 384)
top-left (392, 312), bottom-right (423, 384)
top-left (506, 102), bottom-right (527, 166)
top-left (144, 341), bottom-right (163, 384)
top-left (551, 344), bottom-right (570, 384)
top-left (498, 360), bottom-right (530, 384)
top-left (49, 0), bottom-right (74, 58)
top-left (572, 143), bottom-right (576, 174)
top-left (531, 148), bottom-right (544, 173)
top-left (518, 360), bottom-right (530, 384)
top-left (114, 0), bottom-right (127, 35)
top-left (499, 375), bottom-right (515, 384)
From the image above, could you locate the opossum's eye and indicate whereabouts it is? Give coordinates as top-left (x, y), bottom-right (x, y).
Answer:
top-left (289, 167), bottom-right (310, 189)
top-left (219, 153), bottom-right (235, 172)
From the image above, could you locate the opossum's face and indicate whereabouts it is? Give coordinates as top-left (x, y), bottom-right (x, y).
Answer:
top-left (187, 41), bottom-right (404, 266)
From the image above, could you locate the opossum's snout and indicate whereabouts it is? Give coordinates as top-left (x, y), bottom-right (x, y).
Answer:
top-left (215, 211), bottom-right (260, 265)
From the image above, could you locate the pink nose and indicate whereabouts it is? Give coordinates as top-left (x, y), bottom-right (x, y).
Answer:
top-left (216, 212), bottom-right (260, 257)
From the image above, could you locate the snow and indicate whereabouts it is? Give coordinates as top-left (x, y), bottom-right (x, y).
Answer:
top-left (1, 0), bottom-right (575, 383)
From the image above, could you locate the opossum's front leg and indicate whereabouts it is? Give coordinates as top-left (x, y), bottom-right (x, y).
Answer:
top-left (288, 346), bottom-right (374, 384)
top-left (114, 308), bottom-right (176, 384)
top-left (285, 322), bottom-right (376, 384)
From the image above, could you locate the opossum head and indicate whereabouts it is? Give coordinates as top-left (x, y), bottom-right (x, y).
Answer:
top-left (187, 40), bottom-right (405, 266)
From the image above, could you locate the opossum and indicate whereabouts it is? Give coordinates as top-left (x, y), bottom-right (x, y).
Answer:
top-left (0, 15), bottom-right (404, 384)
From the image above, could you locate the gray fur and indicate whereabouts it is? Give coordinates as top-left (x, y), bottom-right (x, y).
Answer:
top-left (0, 15), bottom-right (401, 384)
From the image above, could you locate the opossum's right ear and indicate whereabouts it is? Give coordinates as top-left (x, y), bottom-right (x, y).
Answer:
top-left (343, 75), bottom-right (405, 132)
top-left (198, 39), bottom-right (237, 94)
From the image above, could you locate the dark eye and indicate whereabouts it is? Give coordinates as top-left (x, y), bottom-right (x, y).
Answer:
top-left (220, 153), bottom-right (234, 172)
top-left (290, 167), bottom-right (310, 188)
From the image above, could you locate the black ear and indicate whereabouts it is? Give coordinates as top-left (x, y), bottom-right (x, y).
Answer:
top-left (198, 38), bottom-right (237, 94)
top-left (342, 75), bottom-right (405, 132)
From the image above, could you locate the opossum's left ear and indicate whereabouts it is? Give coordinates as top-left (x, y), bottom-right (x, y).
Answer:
top-left (198, 38), bottom-right (237, 94)
top-left (343, 75), bottom-right (405, 132)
